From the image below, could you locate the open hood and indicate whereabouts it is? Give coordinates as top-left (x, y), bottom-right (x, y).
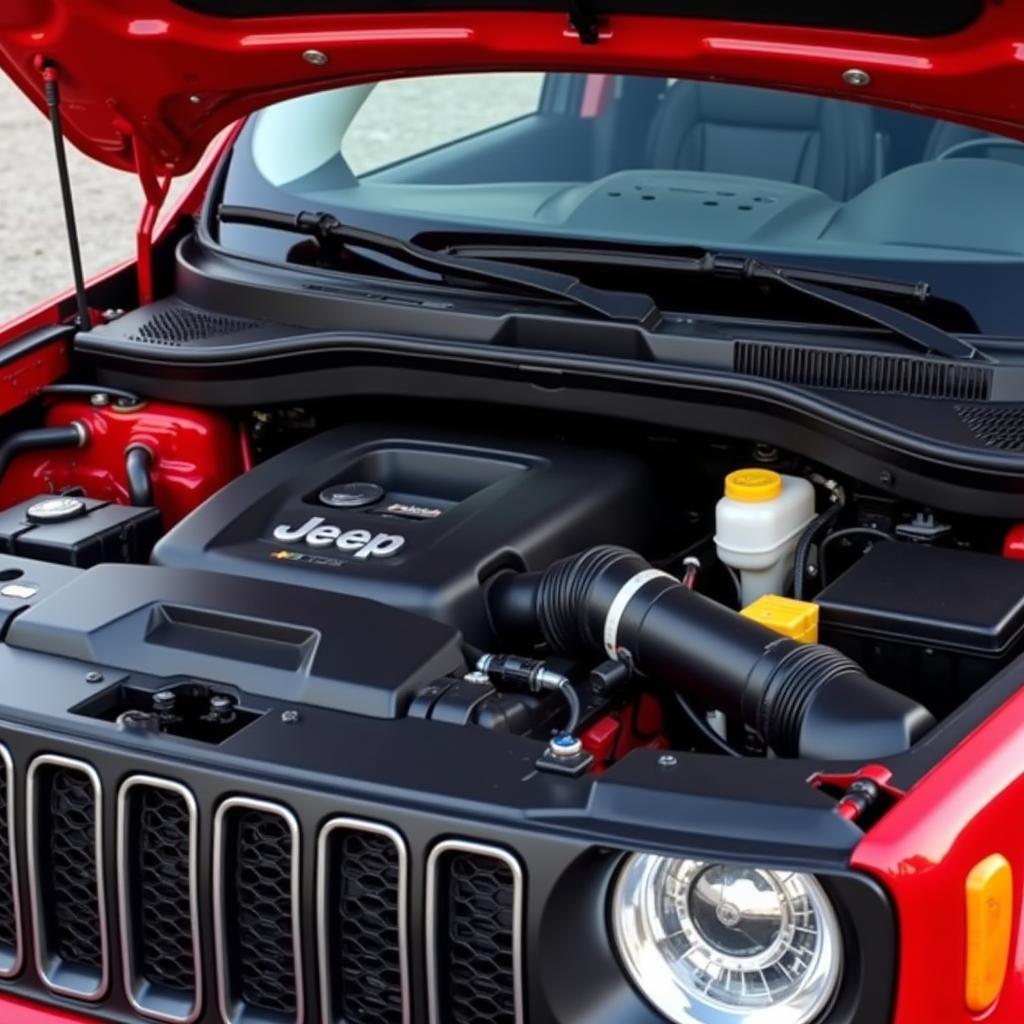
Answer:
top-left (0, 0), bottom-right (1021, 176)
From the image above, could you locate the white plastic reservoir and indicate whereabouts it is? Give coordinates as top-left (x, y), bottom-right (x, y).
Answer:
top-left (715, 468), bottom-right (816, 605)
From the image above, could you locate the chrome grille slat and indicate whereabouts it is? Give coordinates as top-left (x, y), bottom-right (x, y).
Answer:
top-left (26, 754), bottom-right (109, 1001)
top-left (316, 817), bottom-right (410, 1024)
top-left (425, 839), bottom-right (525, 1024)
top-left (117, 775), bottom-right (202, 1024)
top-left (0, 744), bottom-right (23, 978)
top-left (213, 796), bottom-right (304, 1024)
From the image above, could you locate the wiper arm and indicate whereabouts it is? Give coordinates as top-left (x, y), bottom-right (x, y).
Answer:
top-left (217, 206), bottom-right (660, 327)
top-left (706, 254), bottom-right (981, 362)
top-left (442, 238), bottom-right (980, 361)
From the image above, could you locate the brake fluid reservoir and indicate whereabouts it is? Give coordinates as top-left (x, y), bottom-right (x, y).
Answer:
top-left (715, 468), bottom-right (815, 605)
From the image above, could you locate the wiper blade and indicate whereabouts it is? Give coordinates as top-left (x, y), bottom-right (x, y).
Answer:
top-left (706, 254), bottom-right (981, 362)
top-left (442, 239), bottom-right (980, 361)
top-left (217, 206), bottom-right (660, 327)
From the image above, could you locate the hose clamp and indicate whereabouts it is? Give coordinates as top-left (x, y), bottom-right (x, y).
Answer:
top-left (603, 569), bottom-right (675, 660)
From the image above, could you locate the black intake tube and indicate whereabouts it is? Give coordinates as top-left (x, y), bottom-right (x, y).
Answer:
top-left (489, 546), bottom-right (934, 759)
top-left (125, 445), bottom-right (154, 507)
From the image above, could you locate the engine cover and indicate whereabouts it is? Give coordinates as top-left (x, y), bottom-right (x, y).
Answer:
top-left (153, 425), bottom-right (654, 642)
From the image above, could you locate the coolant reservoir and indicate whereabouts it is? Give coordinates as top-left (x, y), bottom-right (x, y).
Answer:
top-left (715, 468), bottom-right (815, 605)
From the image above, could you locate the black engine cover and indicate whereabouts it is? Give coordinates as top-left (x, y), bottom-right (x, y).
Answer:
top-left (153, 425), bottom-right (653, 643)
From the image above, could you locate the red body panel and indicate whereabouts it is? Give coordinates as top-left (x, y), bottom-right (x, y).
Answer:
top-left (4, 3), bottom-right (1024, 175)
top-left (853, 686), bottom-right (1024, 1022)
top-left (0, 993), bottom-right (98, 1023)
top-left (0, 400), bottom-right (244, 526)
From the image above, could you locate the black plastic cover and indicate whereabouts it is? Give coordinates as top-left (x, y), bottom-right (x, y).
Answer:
top-left (0, 495), bottom-right (161, 568)
top-left (153, 424), bottom-right (654, 643)
top-left (5, 563), bottom-right (465, 717)
top-left (818, 542), bottom-right (1024, 655)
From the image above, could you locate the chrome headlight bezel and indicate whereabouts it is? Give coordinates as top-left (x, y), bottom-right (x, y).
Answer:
top-left (611, 853), bottom-right (843, 1024)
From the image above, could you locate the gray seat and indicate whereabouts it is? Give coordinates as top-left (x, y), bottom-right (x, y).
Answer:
top-left (647, 81), bottom-right (875, 200)
top-left (923, 120), bottom-right (1024, 164)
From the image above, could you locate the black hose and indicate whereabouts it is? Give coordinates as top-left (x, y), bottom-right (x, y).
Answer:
top-left (40, 384), bottom-right (140, 404)
top-left (125, 446), bottom-right (154, 506)
top-left (819, 528), bottom-right (895, 588)
top-left (557, 678), bottom-right (581, 735)
top-left (0, 424), bottom-right (86, 483)
top-left (489, 545), bottom-right (934, 759)
top-left (671, 692), bottom-right (742, 757)
top-left (793, 498), bottom-right (843, 599)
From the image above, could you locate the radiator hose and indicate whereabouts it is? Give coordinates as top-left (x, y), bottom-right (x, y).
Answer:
top-left (488, 546), bottom-right (934, 759)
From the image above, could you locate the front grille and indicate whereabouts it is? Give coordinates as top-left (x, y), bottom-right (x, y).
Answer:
top-left (0, 750), bottom-right (528, 1024)
top-left (317, 818), bottom-right (409, 1024)
top-left (118, 776), bottom-right (201, 1023)
top-left (0, 744), bottom-right (22, 978)
top-left (26, 754), bottom-right (109, 1001)
top-left (214, 797), bottom-right (303, 1024)
top-left (427, 841), bottom-right (524, 1024)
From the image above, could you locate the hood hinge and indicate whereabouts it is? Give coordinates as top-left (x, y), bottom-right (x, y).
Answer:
top-left (130, 139), bottom-right (172, 307)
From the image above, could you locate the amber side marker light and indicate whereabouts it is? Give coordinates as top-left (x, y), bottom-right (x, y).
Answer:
top-left (965, 853), bottom-right (1013, 1013)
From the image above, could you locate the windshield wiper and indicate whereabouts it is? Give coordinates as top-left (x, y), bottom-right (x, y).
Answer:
top-left (217, 206), bottom-right (660, 327)
top-left (442, 240), bottom-right (982, 362)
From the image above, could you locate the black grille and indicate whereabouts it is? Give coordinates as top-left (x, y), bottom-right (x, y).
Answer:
top-left (735, 341), bottom-right (992, 400)
top-left (956, 404), bottom-right (1024, 450)
top-left (432, 846), bottom-right (521, 1024)
top-left (320, 821), bottom-right (407, 1024)
top-left (127, 305), bottom-right (261, 346)
top-left (217, 800), bottom-right (300, 1021)
top-left (47, 767), bottom-right (103, 968)
top-left (0, 750), bottom-right (17, 959)
top-left (128, 783), bottom-right (197, 992)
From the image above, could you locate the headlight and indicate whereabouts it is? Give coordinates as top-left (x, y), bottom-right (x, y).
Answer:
top-left (612, 855), bottom-right (842, 1024)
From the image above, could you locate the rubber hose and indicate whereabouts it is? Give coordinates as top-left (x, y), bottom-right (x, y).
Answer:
top-left (0, 424), bottom-right (86, 483)
top-left (125, 445), bottom-right (154, 506)
top-left (489, 546), bottom-right (934, 759)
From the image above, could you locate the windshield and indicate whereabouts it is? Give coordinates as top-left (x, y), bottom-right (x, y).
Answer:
top-left (218, 71), bottom-right (1024, 333)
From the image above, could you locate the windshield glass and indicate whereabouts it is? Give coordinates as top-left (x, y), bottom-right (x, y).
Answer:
top-left (218, 71), bottom-right (1024, 332)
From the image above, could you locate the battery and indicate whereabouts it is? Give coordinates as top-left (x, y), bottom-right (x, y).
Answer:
top-left (0, 495), bottom-right (161, 568)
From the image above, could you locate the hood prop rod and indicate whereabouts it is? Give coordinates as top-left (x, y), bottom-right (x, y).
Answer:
top-left (35, 59), bottom-right (91, 333)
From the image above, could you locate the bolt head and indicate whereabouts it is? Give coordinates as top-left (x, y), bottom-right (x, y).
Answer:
top-left (658, 753), bottom-right (678, 768)
top-left (188, 94), bottom-right (202, 104)
top-left (302, 49), bottom-right (329, 66)
top-left (842, 68), bottom-right (872, 87)
top-left (85, 671), bottom-right (104, 684)
top-left (210, 694), bottom-right (234, 709)
top-left (281, 709), bottom-right (300, 724)
top-left (153, 689), bottom-right (176, 705)
top-left (89, 393), bottom-right (110, 407)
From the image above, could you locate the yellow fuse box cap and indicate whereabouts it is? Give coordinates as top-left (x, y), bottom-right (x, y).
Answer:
top-left (741, 594), bottom-right (819, 644)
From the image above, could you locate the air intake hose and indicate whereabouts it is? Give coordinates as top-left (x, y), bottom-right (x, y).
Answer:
top-left (488, 546), bottom-right (934, 759)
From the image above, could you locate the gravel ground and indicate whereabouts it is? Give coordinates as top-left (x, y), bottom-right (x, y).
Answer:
top-left (0, 72), bottom-right (542, 324)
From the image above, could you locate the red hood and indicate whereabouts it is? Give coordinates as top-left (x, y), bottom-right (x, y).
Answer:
top-left (1, 0), bottom-right (1024, 176)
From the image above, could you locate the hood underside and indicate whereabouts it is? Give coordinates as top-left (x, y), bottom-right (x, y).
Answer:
top-left (0, 0), bottom-right (1020, 175)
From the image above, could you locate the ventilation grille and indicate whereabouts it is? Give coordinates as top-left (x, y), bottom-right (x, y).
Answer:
top-left (735, 341), bottom-right (992, 400)
top-left (127, 305), bottom-right (261, 347)
top-left (215, 798), bottom-right (302, 1024)
top-left (0, 746), bottom-right (20, 977)
top-left (318, 819), bottom-right (408, 1024)
top-left (956, 404), bottom-right (1024, 451)
top-left (428, 842), bottom-right (523, 1024)
top-left (118, 777), bottom-right (200, 1022)
top-left (27, 755), bottom-right (108, 1001)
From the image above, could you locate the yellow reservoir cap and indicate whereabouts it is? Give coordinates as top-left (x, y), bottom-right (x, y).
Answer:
top-left (725, 468), bottom-right (783, 503)
top-left (741, 594), bottom-right (819, 644)
top-left (965, 853), bottom-right (1013, 1013)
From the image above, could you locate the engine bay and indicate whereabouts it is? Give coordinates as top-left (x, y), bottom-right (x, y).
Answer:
top-left (0, 393), bottom-right (1022, 783)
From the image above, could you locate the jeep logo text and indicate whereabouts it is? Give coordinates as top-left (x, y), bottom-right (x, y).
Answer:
top-left (271, 517), bottom-right (405, 559)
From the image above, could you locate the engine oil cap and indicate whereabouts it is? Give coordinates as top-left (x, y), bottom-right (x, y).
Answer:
top-left (319, 482), bottom-right (385, 508)
top-left (26, 496), bottom-right (88, 523)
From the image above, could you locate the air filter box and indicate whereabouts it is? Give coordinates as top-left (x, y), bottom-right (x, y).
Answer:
top-left (817, 542), bottom-right (1024, 713)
